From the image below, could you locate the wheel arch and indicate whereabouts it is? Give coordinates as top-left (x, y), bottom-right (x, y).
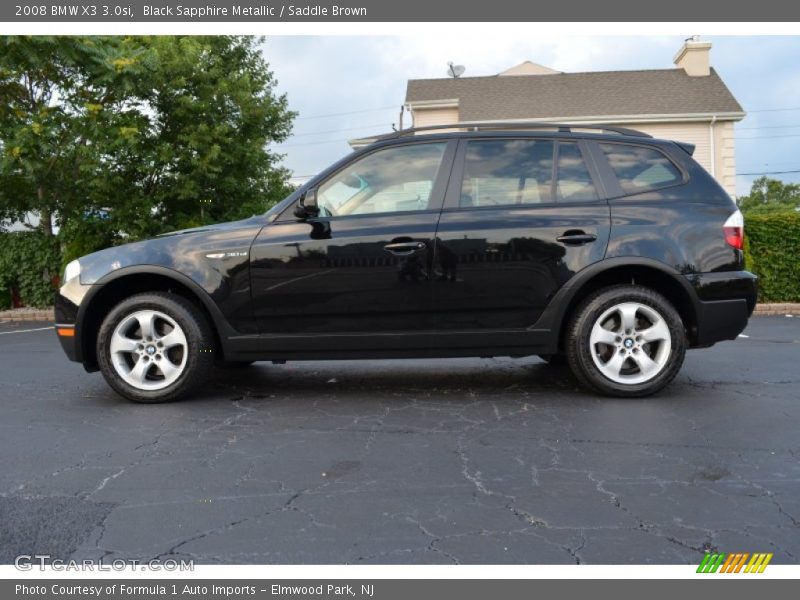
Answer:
top-left (77, 266), bottom-right (229, 372)
top-left (536, 258), bottom-right (701, 352)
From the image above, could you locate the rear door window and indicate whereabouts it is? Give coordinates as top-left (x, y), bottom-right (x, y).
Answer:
top-left (600, 143), bottom-right (683, 195)
top-left (457, 138), bottom-right (604, 208)
top-left (459, 139), bottom-right (555, 207)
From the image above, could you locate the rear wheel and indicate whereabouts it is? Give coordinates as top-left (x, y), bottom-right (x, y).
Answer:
top-left (96, 293), bottom-right (215, 403)
top-left (565, 285), bottom-right (686, 397)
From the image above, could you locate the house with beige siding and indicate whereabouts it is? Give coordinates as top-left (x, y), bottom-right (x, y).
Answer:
top-left (358, 40), bottom-right (744, 198)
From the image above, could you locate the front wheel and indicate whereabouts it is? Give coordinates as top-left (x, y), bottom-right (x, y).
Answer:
top-left (565, 285), bottom-right (686, 397)
top-left (96, 293), bottom-right (216, 403)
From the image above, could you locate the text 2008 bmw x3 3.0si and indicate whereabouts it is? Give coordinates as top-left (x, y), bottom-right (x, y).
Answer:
top-left (55, 123), bottom-right (757, 403)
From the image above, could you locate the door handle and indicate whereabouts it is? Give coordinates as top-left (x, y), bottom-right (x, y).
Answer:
top-left (383, 241), bottom-right (426, 256)
top-left (556, 230), bottom-right (597, 245)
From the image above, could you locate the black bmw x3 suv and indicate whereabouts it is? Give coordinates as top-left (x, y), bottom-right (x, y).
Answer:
top-left (55, 122), bottom-right (757, 402)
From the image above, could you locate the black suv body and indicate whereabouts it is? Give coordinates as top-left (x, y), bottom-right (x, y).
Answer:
top-left (55, 124), bottom-right (757, 402)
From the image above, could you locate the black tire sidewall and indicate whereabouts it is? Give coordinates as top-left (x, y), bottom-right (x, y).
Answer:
top-left (566, 285), bottom-right (686, 397)
top-left (96, 293), bottom-right (214, 403)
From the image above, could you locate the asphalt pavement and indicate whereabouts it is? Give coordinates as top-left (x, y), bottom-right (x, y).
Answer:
top-left (0, 316), bottom-right (798, 564)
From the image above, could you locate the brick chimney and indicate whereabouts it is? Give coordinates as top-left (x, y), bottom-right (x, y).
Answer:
top-left (674, 37), bottom-right (712, 77)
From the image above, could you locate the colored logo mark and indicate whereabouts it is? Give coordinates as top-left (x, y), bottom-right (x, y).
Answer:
top-left (697, 552), bottom-right (773, 573)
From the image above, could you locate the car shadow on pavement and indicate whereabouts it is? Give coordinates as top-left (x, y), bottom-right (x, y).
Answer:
top-left (171, 358), bottom-right (683, 406)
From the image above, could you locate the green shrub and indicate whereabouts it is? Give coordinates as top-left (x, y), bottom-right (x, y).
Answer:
top-left (744, 210), bottom-right (800, 302)
top-left (0, 231), bottom-right (61, 308)
top-left (0, 284), bottom-right (10, 310)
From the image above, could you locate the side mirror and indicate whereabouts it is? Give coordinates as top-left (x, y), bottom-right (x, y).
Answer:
top-left (293, 189), bottom-right (320, 220)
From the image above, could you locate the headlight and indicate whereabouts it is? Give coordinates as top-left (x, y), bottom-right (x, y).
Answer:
top-left (63, 259), bottom-right (81, 284)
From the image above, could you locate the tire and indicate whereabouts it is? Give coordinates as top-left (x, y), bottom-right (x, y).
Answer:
top-left (565, 285), bottom-right (686, 397)
top-left (538, 354), bottom-right (566, 365)
top-left (96, 292), bottom-right (216, 403)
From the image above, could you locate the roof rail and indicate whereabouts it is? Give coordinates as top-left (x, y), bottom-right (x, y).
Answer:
top-left (371, 121), bottom-right (653, 141)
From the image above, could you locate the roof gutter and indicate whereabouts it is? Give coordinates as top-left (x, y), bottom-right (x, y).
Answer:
top-left (405, 99), bottom-right (460, 110)
top-left (454, 112), bottom-right (746, 125)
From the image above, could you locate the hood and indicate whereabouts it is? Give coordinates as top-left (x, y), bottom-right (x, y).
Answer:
top-left (156, 216), bottom-right (264, 238)
top-left (76, 215), bottom-right (266, 285)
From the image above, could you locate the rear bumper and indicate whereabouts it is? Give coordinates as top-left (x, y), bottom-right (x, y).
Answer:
top-left (687, 271), bottom-right (758, 346)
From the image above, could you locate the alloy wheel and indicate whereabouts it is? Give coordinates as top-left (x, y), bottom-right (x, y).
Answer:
top-left (588, 301), bottom-right (672, 385)
top-left (109, 309), bottom-right (188, 391)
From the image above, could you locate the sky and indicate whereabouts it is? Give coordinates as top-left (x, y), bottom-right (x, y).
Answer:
top-left (260, 35), bottom-right (800, 197)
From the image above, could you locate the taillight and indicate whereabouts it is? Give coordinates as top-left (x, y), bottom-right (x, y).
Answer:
top-left (723, 209), bottom-right (744, 250)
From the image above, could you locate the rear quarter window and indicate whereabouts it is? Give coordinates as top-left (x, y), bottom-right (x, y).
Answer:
top-left (600, 143), bottom-right (683, 195)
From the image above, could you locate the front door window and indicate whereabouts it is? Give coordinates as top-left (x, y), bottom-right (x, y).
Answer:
top-left (316, 143), bottom-right (447, 217)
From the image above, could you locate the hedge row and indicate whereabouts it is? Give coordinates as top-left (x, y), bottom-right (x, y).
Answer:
top-left (744, 210), bottom-right (800, 302)
top-left (0, 231), bottom-right (61, 309)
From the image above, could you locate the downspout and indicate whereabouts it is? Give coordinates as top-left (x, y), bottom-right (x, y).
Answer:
top-left (709, 115), bottom-right (717, 178)
top-left (405, 104), bottom-right (415, 129)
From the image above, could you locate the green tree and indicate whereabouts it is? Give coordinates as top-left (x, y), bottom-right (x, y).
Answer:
top-left (738, 176), bottom-right (800, 214)
top-left (0, 36), bottom-right (145, 236)
top-left (0, 36), bottom-right (295, 260)
top-left (115, 36), bottom-right (295, 233)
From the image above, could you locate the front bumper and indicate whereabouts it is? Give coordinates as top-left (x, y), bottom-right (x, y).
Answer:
top-left (687, 271), bottom-right (758, 346)
top-left (54, 291), bottom-right (81, 362)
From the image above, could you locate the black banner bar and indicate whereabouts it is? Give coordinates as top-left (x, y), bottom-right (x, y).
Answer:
top-left (4, 579), bottom-right (799, 600)
top-left (2, 0), bottom-right (800, 22)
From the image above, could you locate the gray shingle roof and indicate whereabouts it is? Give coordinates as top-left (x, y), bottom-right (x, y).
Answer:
top-left (405, 68), bottom-right (744, 120)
